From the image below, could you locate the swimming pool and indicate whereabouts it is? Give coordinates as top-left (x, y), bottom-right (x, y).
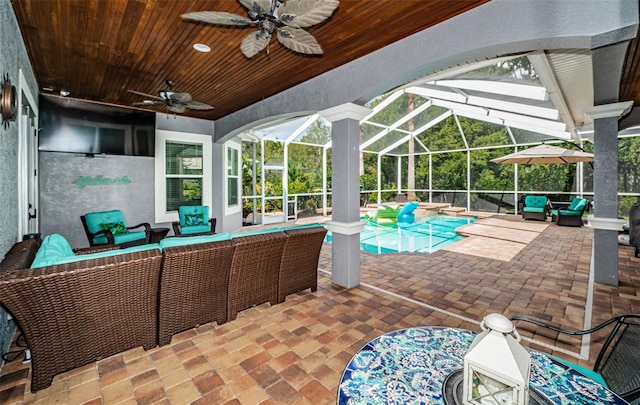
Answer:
top-left (325, 214), bottom-right (477, 254)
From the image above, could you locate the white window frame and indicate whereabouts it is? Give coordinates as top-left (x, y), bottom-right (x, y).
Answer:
top-left (155, 130), bottom-right (212, 223)
top-left (225, 140), bottom-right (241, 215)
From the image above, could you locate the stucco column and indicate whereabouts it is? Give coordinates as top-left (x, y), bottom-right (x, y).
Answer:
top-left (321, 103), bottom-right (371, 288)
top-left (584, 101), bottom-right (633, 286)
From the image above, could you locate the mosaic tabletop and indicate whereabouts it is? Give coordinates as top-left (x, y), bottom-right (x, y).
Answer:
top-left (338, 327), bottom-right (629, 405)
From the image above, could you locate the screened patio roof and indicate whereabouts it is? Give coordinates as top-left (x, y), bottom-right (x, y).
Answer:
top-left (237, 51), bottom-right (604, 154)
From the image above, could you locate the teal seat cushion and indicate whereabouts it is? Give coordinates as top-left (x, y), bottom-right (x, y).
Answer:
top-left (180, 224), bottom-right (212, 235)
top-left (525, 195), bottom-right (548, 208)
top-left (159, 232), bottom-right (231, 249)
top-left (232, 227), bottom-right (285, 238)
top-left (523, 207), bottom-right (545, 213)
top-left (559, 209), bottom-right (582, 216)
top-left (31, 234), bottom-right (75, 268)
top-left (84, 210), bottom-right (139, 244)
top-left (53, 244), bottom-right (161, 266)
top-left (547, 354), bottom-right (608, 388)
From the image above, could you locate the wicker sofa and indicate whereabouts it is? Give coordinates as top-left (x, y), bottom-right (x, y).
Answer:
top-left (0, 224), bottom-right (327, 392)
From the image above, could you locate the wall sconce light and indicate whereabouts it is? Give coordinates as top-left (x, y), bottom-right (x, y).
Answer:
top-left (1, 73), bottom-right (18, 129)
top-left (463, 313), bottom-right (531, 405)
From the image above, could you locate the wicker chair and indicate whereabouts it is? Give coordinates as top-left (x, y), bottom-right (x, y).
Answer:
top-left (630, 201), bottom-right (640, 258)
top-left (550, 197), bottom-right (589, 227)
top-left (172, 205), bottom-right (216, 236)
top-left (227, 232), bottom-right (288, 321)
top-left (81, 210), bottom-right (150, 247)
top-left (511, 314), bottom-right (640, 404)
top-left (0, 249), bottom-right (163, 392)
top-left (157, 240), bottom-right (234, 346)
top-left (521, 195), bottom-right (550, 221)
top-left (278, 226), bottom-right (327, 303)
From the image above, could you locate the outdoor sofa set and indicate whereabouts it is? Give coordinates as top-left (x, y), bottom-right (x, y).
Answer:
top-left (0, 223), bottom-right (327, 392)
top-left (521, 195), bottom-right (589, 226)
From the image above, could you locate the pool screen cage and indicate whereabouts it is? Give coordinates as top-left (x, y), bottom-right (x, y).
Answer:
top-left (239, 55), bottom-right (640, 225)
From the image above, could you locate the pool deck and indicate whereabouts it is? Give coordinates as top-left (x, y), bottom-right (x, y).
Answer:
top-left (2, 212), bottom-right (639, 404)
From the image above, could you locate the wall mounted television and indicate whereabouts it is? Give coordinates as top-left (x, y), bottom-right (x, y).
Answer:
top-left (38, 94), bottom-right (156, 157)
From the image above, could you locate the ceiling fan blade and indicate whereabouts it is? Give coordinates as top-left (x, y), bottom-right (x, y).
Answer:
top-left (132, 101), bottom-right (163, 106)
top-left (181, 11), bottom-right (252, 26)
top-left (279, 0), bottom-right (339, 28)
top-left (277, 28), bottom-right (323, 55)
top-left (170, 92), bottom-right (192, 104)
top-left (241, 30), bottom-right (269, 58)
top-left (128, 89), bottom-right (164, 101)
top-left (239, 0), bottom-right (272, 15)
top-left (167, 104), bottom-right (186, 114)
top-left (185, 101), bottom-right (215, 110)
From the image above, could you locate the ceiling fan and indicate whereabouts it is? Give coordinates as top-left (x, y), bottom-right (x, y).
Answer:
top-left (181, 0), bottom-right (339, 58)
top-left (128, 80), bottom-right (214, 114)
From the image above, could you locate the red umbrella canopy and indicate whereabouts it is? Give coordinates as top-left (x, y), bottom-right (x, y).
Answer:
top-left (490, 144), bottom-right (594, 164)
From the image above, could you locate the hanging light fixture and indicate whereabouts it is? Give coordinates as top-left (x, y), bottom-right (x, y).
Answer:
top-left (181, 0), bottom-right (339, 58)
top-left (463, 313), bottom-right (531, 405)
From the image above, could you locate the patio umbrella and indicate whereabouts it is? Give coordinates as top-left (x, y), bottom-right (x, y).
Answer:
top-left (490, 144), bottom-right (594, 164)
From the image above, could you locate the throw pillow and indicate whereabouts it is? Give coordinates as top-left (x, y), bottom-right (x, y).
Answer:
top-left (100, 221), bottom-right (128, 235)
top-left (185, 213), bottom-right (205, 226)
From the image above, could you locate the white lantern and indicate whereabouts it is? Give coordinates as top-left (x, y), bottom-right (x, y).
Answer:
top-left (463, 313), bottom-right (531, 405)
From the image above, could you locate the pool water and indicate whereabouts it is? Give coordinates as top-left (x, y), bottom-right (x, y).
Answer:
top-left (325, 214), bottom-right (476, 254)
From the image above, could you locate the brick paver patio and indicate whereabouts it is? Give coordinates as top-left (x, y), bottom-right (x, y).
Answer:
top-left (1, 215), bottom-right (639, 404)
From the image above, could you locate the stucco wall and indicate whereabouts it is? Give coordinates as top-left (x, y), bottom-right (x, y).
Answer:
top-left (39, 152), bottom-right (157, 248)
top-left (0, 0), bottom-right (39, 366)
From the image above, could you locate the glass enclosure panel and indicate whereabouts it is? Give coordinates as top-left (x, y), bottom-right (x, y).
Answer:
top-left (431, 151), bottom-right (467, 190)
top-left (264, 168), bottom-right (283, 198)
top-left (510, 128), bottom-right (550, 145)
top-left (367, 129), bottom-right (410, 153)
top-left (619, 137), bottom-right (640, 193)
top-left (470, 192), bottom-right (516, 214)
top-left (470, 147), bottom-right (514, 190)
top-left (431, 191), bottom-right (468, 208)
top-left (518, 163), bottom-right (577, 193)
top-left (367, 93), bottom-right (429, 127)
top-left (398, 105), bottom-right (448, 132)
top-left (295, 118), bottom-right (332, 145)
top-left (360, 122), bottom-right (385, 145)
top-left (288, 143), bottom-right (324, 192)
top-left (166, 142), bottom-right (203, 175)
top-left (416, 115), bottom-right (465, 151)
top-left (380, 155), bottom-right (397, 189)
top-left (166, 178), bottom-right (202, 211)
top-left (465, 119), bottom-right (511, 148)
top-left (264, 140), bottom-right (284, 165)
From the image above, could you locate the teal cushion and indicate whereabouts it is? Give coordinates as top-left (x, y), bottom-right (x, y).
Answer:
top-left (178, 206), bottom-right (209, 227)
top-left (93, 230), bottom-right (146, 245)
top-left (523, 207), bottom-right (545, 213)
top-left (180, 224), bottom-right (212, 235)
top-left (568, 198), bottom-right (587, 212)
top-left (31, 234), bottom-right (75, 268)
top-left (548, 354), bottom-right (608, 388)
top-left (559, 209), bottom-right (582, 216)
top-left (159, 232), bottom-right (231, 249)
top-left (84, 210), bottom-right (126, 234)
top-left (54, 244), bottom-right (161, 265)
top-left (232, 227), bottom-right (285, 238)
top-left (525, 196), bottom-right (548, 208)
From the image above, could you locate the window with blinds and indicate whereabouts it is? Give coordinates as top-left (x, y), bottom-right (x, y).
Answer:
top-left (155, 130), bottom-right (212, 223)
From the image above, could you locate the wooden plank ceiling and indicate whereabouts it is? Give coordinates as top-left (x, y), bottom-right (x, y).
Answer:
top-left (13, 1), bottom-right (640, 121)
top-left (12, 0), bottom-right (489, 120)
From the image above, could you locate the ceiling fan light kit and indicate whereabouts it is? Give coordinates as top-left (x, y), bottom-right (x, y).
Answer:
top-left (182, 0), bottom-right (339, 58)
top-left (128, 80), bottom-right (214, 114)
